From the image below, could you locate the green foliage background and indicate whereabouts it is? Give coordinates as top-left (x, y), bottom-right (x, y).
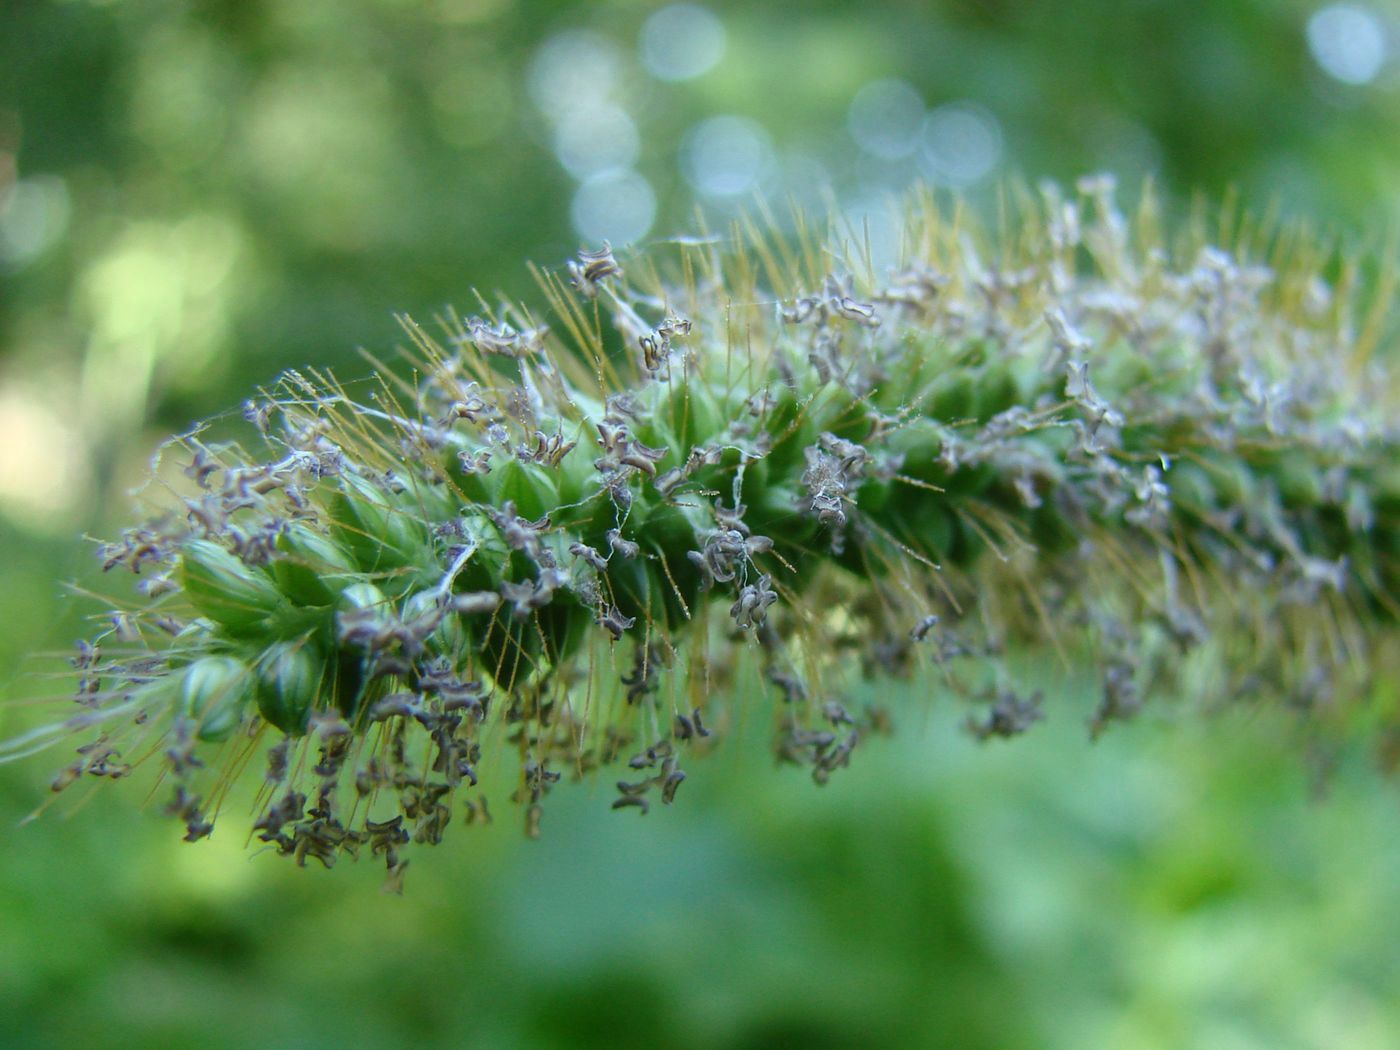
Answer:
top-left (2, 1), bottom-right (1398, 1047)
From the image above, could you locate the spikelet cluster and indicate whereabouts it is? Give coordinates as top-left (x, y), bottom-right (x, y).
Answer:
top-left (8, 178), bottom-right (1399, 887)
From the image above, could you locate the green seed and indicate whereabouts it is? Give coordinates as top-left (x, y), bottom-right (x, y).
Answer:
top-left (255, 641), bottom-right (324, 735)
top-left (272, 523), bottom-right (358, 606)
top-left (489, 458), bottom-right (557, 523)
top-left (329, 473), bottom-right (430, 573)
top-left (339, 580), bottom-right (389, 614)
top-left (179, 539), bottom-right (283, 635)
top-left (1168, 462), bottom-right (1217, 512)
top-left (180, 656), bottom-right (253, 742)
top-left (1274, 452), bottom-right (1324, 508)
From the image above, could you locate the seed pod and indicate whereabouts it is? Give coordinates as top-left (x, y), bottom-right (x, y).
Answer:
top-left (180, 656), bottom-right (253, 742)
top-left (179, 539), bottom-right (284, 635)
top-left (255, 641), bottom-right (325, 735)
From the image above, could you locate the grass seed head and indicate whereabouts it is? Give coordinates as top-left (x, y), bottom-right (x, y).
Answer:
top-left (8, 178), bottom-right (1400, 887)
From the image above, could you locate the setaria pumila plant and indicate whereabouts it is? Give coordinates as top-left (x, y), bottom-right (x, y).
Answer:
top-left (5, 177), bottom-right (1398, 889)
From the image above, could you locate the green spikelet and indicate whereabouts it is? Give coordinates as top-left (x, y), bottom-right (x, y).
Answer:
top-left (271, 522), bottom-right (359, 606)
top-left (180, 656), bottom-right (254, 743)
top-left (180, 538), bottom-right (284, 634)
top-left (9, 177), bottom-right (1400, 887)
top-left (254, 641), bottom-right (325, 735)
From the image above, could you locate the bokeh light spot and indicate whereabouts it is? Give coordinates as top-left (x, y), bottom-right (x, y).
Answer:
top-left (0, 176), bottom-right (71, 266)
top-left (919, 102), bottom-right (1003, 187)
top-left (681, 115), bottom-right (775, 199)
top-left (848, 79), bottom-right (925, 161)
top-left (571, 170), bottom-right (656, 245)
top-left (553, 103), bottom-right (641, 179)
top-left (1307, 4), bottom-right (1389, 86)
top-left (842, 190), bottom-right (902, 273)
top-left (640, 4), bottom-right (727, 82)
top-left (529, 30), bottom-right (623, 120)
top-left (0, 382), bottom-right (92, 526)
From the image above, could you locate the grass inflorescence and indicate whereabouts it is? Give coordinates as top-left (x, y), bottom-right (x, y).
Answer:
top-left (6, 177), bottom-right (1399, 887)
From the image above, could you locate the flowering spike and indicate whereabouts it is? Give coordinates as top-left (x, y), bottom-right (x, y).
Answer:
top-left (8, 180), bottom-right (1400, 887)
